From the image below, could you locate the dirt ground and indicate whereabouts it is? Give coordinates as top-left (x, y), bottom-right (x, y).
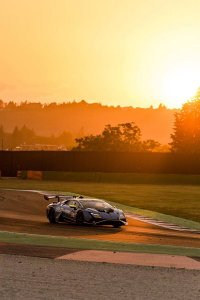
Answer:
top-left (0, 189), bottom-right (200, 248)
top-left (1, 254), bottom-right (200, 300)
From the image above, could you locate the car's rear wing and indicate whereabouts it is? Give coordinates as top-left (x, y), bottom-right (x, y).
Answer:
top-left (43, 194), bottom-right (58, 201)
top-left (43, 194), bottom-right (77, 202)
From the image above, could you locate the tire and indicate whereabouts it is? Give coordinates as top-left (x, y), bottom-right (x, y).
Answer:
top-left (76, 212), bottom-right (85, 226)
top-left (48, 208), bottom-right (57, 224)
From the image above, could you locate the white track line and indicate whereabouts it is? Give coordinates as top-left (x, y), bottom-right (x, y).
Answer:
top-left (126, 213), bottom-right (200, 233)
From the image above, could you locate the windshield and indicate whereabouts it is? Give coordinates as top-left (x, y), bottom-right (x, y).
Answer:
top-left (79, 200), bottom-right (113, 210)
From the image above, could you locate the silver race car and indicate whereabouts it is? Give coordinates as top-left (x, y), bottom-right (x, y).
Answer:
top-left (44, 195), bottom-right (127, 228)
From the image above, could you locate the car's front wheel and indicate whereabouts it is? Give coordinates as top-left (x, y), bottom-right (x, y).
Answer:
top-left (48, 208), bottom-right (57, 224)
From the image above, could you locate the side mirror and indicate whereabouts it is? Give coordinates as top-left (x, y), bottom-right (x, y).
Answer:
top-left (44, 195), bottom-right (49, 201)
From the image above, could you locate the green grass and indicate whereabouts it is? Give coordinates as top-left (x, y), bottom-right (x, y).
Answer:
top-left (1, 231), bottom-right (200, 257)
top-left (0, 176), bottom-right (200, 227)
top-left (42, 171), bottom-right (200, 185)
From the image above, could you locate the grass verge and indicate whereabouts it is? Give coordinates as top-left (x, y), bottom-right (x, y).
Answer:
top-left (41, 171), bottom-right (200, 185)
top-left (0, 230), bottom-right (200, 257)
top-left (1, 177), bottom-right (200, 226)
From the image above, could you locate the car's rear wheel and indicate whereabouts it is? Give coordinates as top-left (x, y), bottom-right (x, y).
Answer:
top-left (48, 208), bottom-right (57, 224)
top-left (76, 212), bottom-right (85, 225)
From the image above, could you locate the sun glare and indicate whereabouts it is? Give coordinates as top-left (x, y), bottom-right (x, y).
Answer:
top-left (161, 66), bottom-right (200, 108)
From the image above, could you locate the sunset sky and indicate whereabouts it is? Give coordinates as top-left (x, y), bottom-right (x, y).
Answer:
top-left (1, 0), bottom-right (200, 108)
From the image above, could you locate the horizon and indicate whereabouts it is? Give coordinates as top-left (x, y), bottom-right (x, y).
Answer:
top-left (0, 98), bottom-right (177, 110)
top-left (1, 1), bottom-right (200, 109)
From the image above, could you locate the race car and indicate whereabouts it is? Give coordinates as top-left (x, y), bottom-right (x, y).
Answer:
top-left (44, 194), bottom-right (127, 228)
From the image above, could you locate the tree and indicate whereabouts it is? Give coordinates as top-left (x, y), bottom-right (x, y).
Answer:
top-left (6, 101), bottom-right (17, 110)
top-left (11, 126), bottom-right (20, 148)
top-left (0, 125), bottom-right (5, 150)
top-left (170, 88), bottom-right (200, 153)
top-left (0, 100), bottom-right (4, 109)
top-left (73, 135), bottom-right (103, 151)
top-left (119, 123), bottom-right (142, 151)
top-left (0, 125), bottom-right (5, 138)
top-left (142, 139), bottom-right (161, 152)
top-left (20, 125), bottom-right (35, 143)
top-left (55, 131), bottom-right (74, 148)
top-left (101, 124), bottom-right (124, 151)
top-left (73, 122), bottom-right (159, 152)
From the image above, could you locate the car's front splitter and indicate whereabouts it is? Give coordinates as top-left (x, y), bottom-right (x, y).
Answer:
top-left (84, 219), bottom-right (127, 226)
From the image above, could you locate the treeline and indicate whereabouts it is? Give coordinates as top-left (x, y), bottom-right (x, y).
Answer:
top-left (74, 89), bottom-right (200, 154)
top-left (1, 92), bottom-right (200, 153)
top-left (0, 99), bottom-right (104, 111)
top-left (0, 125), bottom-right (74, 150)
top-left (0, 122), bottom-right (163, 152)
top-left (72, 122), bottom-right (161, 152)
top-left (0, 99), bottom-right (175, 144)
top-left (170, 90), bottom-right (200, 153)
top-left (0, 99), bottom-right (167, 111)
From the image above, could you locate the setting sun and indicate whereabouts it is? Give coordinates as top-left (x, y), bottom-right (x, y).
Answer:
top-left (1, 0), bottom-right (200, 108)
top-left (161, 66), bottom-right (200, 108)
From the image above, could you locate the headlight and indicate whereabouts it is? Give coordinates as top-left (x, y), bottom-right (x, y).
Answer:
top-left (119, 212), bottom-right (125, 219)
top-left (90, 212), bottom-right (102, 218)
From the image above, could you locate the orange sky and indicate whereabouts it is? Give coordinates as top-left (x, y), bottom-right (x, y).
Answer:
top-left (1, 0), bottom-right (200, 108)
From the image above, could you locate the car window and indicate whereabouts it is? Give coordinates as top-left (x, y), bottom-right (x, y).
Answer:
top-left (74, 201), bottom-right (81, 208)
top-left (80, 200), bottom-right (113, 210)
top-left (62, 200), bottom-right (70, 205)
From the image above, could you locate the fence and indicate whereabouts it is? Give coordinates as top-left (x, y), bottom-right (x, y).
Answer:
top-left (0, 151), bottom-right (200, 176)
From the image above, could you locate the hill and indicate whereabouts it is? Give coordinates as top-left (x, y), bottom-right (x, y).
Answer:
top-left (0, 100), bottom-right (176, 144)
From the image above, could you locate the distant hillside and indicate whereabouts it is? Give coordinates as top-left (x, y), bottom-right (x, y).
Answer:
top-left (0, 100), bottom-right (176, 144)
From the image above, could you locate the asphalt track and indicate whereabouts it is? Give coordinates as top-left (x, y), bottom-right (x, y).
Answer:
top-left (1, 253), bottom-right (200, 300)
top-left (1, 189), bottom-right (200, 300)
top-left (0, 189), bottom-right (200, 249)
